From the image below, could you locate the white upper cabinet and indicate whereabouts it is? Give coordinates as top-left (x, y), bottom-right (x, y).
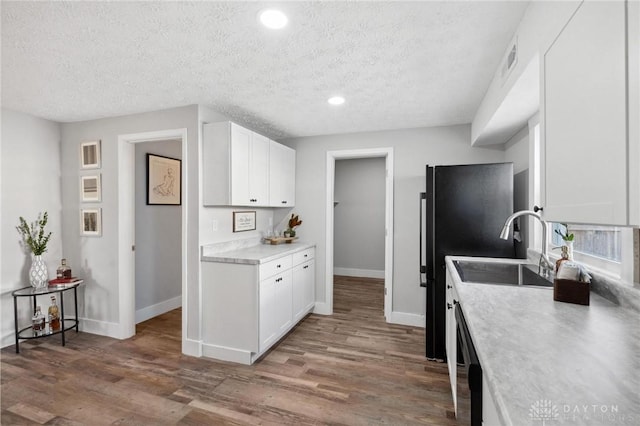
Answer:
top-left (203, 121), bottom-right (295, 207)
top-left (269, 141), bottom-right (296, 207)
top-left (542, 0), bottom-right (639, 226)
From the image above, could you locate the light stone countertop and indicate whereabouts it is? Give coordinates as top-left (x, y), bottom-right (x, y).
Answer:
top-left (201, 241), bottom-right (315, 265)
top-left (446, 255), bottom-right (640, 426)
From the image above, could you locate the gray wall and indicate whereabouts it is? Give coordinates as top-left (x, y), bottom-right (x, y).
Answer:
top-left (60, 105), bottom-right (202, 343)
top-left (281, 124), bottom-right (507, 320)
top-left (334, 158), bottom-right (385, 276)
top-left (135, 140), bottom-right (182, 319)
top-left (1, 109), bottom-right (63, 347)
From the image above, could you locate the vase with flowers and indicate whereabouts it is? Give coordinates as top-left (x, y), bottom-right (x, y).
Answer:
top-left (284, 214), bottom-right (302, 238)
top-left (554, 223), bottom-right (575, 261)
top-left (17, 212), bottom-right (52, 289)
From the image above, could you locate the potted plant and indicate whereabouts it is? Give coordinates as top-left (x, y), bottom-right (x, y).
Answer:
top-left (17, 212), bottom-right (52, 289)
top-left (284, 214), bottom-right (302, 238)
top-left (554, 223), bottom-right (574, 260)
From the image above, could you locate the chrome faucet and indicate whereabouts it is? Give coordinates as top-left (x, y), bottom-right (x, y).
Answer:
top-left (499, 210), bottom-right (554, 277)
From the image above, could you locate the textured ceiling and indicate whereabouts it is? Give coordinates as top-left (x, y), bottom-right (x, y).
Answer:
top-left (2, 1), bottom-right (529, 139)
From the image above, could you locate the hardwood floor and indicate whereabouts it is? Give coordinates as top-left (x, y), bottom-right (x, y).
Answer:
top-left (1, 276), bottom-right (457, 425)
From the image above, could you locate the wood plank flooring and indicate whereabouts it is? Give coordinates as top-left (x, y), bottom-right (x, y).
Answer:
top-left (1, 275), bottom-right (457, 425)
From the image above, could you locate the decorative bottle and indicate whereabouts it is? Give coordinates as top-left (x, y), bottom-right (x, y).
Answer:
top-left (556, 246), bottom-right (570, 273)
top-left (48, 296), bottom-right (60, 332)
top-left (56, 258), bottom-right (72, 279)
top-left (32, 306), bottom-right (45, 334)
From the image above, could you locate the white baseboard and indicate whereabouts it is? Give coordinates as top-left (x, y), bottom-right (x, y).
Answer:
top-left (202, 343), bottom-right (252, 365)
top-left (388, 311), bottom-right (425, 328)
top-left (1, 332), bottom-right (16, 349)
top-left (79, 317), bottom-right (122, 339)
top-left (312, 301), bottom-right (331, 315)
top-left (333, 268), bottom-right (385, 279)
top-left (183, 338), bottom-right (202, 357)
top-left (135, 296), bottom-right (182, 324)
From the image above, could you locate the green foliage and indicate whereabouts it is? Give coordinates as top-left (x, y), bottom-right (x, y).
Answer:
top-left (16, 212), bottom-right (52, 255)
top-left (554, 223), bottom-right (574, 242)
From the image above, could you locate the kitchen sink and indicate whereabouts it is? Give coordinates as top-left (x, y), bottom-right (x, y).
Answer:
top-left (453, 260), bottom-right (553, 287)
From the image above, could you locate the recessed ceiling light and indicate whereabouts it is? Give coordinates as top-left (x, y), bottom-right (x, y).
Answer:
top-left (328, 96), bottom-right (345, 105)
top-left (259, 9), bottom-right (288, 29)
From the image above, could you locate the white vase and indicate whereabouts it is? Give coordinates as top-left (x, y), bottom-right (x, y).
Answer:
top-left (29, 255), bottom-right (48, 289)
top-left (564, 241), bottom-right (574, 261)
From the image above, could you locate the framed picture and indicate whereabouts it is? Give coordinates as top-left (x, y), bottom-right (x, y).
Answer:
top-left (80, 174), bottom-right (101, 202)
top-left (80, 140), bottom-right (101, 169)
top-left (147, 154), bottom-right (181, 205)
top-left (233, 211), bottom-right (256, 232)
top-left (80, 208), bottom-right (102, 237)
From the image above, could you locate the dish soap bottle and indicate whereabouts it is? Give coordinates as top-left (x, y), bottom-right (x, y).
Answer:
top-left (48, 296), bottom-right (60, 332)
top-left (556, 246), bottom-right (570, 273)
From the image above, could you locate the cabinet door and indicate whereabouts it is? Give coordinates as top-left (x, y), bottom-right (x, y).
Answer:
top-left (269, 141), bottom-right (296, 207)
top-left (230, 124), bottom-right (252, 206)
top-left (275, 270), bottom-right (293, 334)
top-left (542, 1), bottom-right (627, 225)
top-left (292, 260), bottom-right (314, 322)
top-left (259, 276), bottom-right (277, 353)
top-left (445, 269), bottom-right (458, 413)
top-left (250, 133), bottom-right (270, 206)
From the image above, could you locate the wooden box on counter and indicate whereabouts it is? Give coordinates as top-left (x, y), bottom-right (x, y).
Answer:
top-left (553, 279), bottom-right (590, 305)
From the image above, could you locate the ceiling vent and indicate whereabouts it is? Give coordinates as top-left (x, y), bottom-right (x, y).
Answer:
top-left (501, 37), bottom-right (518, 84)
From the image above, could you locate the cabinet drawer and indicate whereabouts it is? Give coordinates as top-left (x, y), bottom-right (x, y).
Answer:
top-left (293, 248), bottom-right (315, 266)
top-left (260, 255), bottom-right (293, 279)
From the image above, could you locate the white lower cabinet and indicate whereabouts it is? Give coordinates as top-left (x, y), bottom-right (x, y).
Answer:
top-left (202, 247), bottom-right (315, 365)
top-left (445, 269), bottom-right (459, 414)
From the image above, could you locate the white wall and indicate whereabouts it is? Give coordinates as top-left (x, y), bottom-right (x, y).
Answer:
top-left (59, 105), bottom-right (202, 344)
top-left (135, 140), bottom-right (182, 322)
top-left (472, 1), bottom-right (580, 144)
top-left (334, 158), bottom-right (385, 278)
top-left (281, 125), bottom-right (506, 318)
top-left (504, 126), bottom-right (529, 174)
top-left (1, 109), bottom-right (63, 347)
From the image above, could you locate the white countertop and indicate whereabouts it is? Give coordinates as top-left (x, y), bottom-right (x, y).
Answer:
top-left (446, 255), bottom-right (640, 426)
top-left (201, 241), bottom-right (315, 265)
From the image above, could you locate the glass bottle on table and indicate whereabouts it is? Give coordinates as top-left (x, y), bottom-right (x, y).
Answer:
top-left (56, 258), bottom-right (72, 279)
top-left (32, 306), bottom-right (45, 335)
top-left (48, 296), bottom-right (60, 332)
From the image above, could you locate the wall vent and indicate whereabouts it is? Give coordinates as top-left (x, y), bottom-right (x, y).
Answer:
top-left (501, 37), bottom-right (518, 83)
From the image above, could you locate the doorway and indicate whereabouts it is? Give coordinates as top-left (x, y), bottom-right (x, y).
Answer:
top-left (325, 148), bottom-right (394, 320)
top-left (117, 128), bottom-right (188, 343)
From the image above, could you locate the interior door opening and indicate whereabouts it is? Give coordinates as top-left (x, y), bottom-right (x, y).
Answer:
top-left (333, 157), bottom-right (386, 314)
top-left (325, 148), bottom-right (394, 321)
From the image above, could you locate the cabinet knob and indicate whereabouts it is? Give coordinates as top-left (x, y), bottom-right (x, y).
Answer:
top-left (453, 299), bottom-right (458, 305)
top-left (304, 254), bottom-right (308, 258)
top-left (446, 284), bottom-right (452, 289)
top-left (303, 265), bottom-right (308, 269)
top-left (277, 264), bottom-right (281, 268)
top-left (533, 205), bottom-right (543, 213)
top-left (281, 201), bottom-right (287, 204)
top-left (447, 303), bottom-right (453, 310)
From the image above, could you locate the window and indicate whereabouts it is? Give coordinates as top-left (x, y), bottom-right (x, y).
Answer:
top-left (551, 223), bottom-right (622, 261)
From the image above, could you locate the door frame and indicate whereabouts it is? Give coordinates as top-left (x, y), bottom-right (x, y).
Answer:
top-left (325, 148), bottom-right (394, 320)
top-left (117, 128), bottom-right (188, 342)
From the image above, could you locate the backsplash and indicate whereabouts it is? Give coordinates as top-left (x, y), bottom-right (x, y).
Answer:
top-left (201, 237), bottom-right (263, 258)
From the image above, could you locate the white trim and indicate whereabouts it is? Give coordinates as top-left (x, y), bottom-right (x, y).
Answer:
top-left (78, 317), bottom-right (122, 339)
top-left (388, 311), bottom-right (425, 328)
top-left (202, 343), bottom-right (252, 365)
top-left (312, 301), bottom-right (331, 315)
top-left (183, 338), bottom-right (202, 357)
top-left (325, 148), bottom-right (394, 321)
top-left (117, 128), bottom-right (188, 348)
top-left (135, 296), bottom-right (182, 324)
top-left (333, 268), bottom-right (385, 279)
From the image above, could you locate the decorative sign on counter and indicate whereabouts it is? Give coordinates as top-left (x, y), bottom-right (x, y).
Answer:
top-left (233, 211), bottom-right (256, 232)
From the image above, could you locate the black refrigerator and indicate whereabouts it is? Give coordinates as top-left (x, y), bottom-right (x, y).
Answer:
top-left (420, 163), bottom-right (515, 361)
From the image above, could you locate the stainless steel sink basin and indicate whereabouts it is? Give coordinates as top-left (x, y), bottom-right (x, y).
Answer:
top-left (453, 260), bottom-right (553, 287)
